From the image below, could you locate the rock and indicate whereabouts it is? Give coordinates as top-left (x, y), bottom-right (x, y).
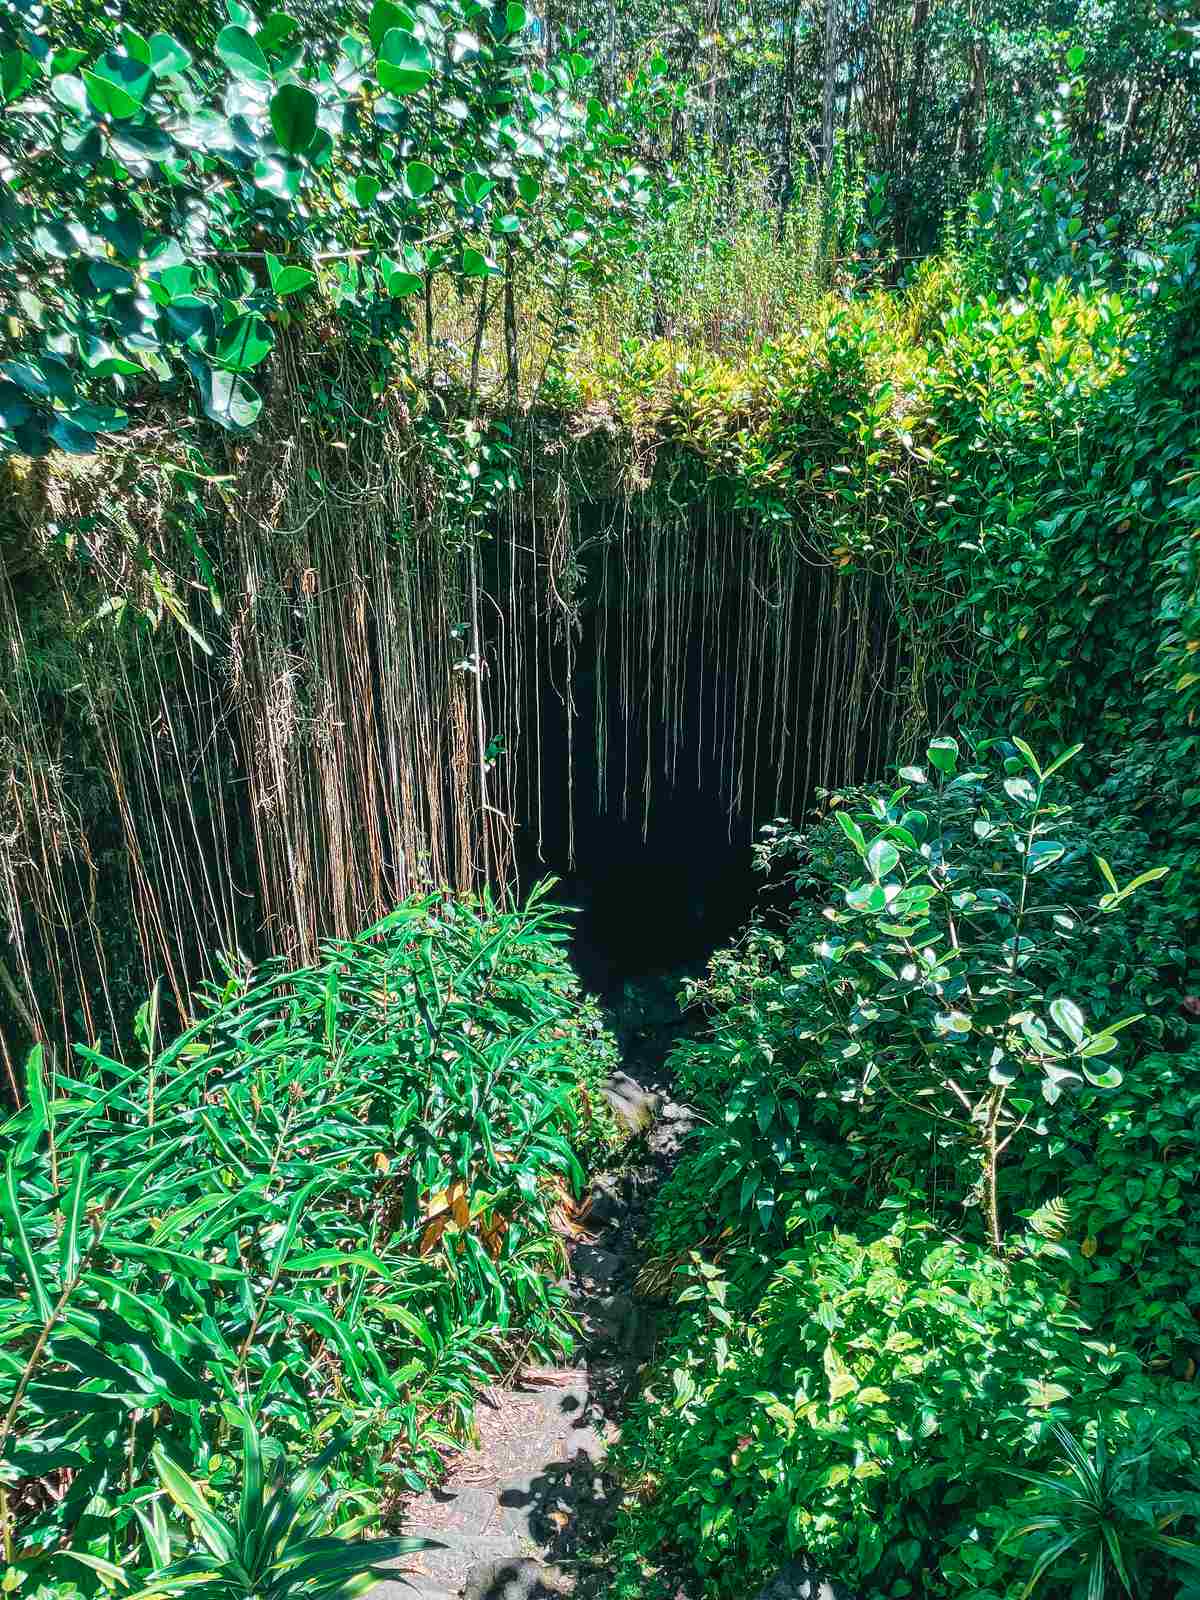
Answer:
top-left (572, 1242), bottom-right (623, 1289)
top-left (753, 1561), bottom-right (858, 1600)
top-left (602, 1072), bottom-right (659, 1133)
top-left (584, 1173), bottom-right (629, 1226)
top-left (462, 1557), bottom-right (572, 1600)
top-left (648, 1104), bottom-right (698, 1161)
top-left (584, 1292), bottom-right (640, 1348)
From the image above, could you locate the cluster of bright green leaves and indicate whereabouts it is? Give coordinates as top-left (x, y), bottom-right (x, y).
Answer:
top-left (0, 0), bottom-right (673, 453)
top-left (0, 883), bottom-right (621, 1586)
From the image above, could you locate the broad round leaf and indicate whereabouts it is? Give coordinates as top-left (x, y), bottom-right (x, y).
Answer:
top-left (81, 67), bottom-right (140, 119)
top-left (50, 73), bottom-right (90, 117)
top-left (110, 122), bottom-right (174, 163)
top-left (215, 314), bottom-right (273, 372)
top-left (376, 28), bottom-right (432, 95)
top-left (369, 0), bottom-right (416, 50)
top-left (460, 247), bottom-right (497, 277)
top-left (191, 361), bottom-right (263, 430)
top-left (927, 736), bottom-right (959, 774)
top-left (1049, 997), bottom-right (1086, 1045)
top-left (269, 83), bottom-right (317, 154)
top-left (149, 32), bottom-right (193, 76)
top-left (216, 25), bottom-right (271, 84)
top-left (866, 838), bottom-right (900, 880)
top-left (406, 159), bottom-right (436, 196)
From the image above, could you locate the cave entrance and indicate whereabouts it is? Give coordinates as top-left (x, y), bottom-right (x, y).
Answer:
top-left (491, 503), bottom-right (901, 996)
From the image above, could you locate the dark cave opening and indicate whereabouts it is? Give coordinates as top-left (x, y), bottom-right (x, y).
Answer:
top-left (506, 525), bottom-right (780, 997)
top-left (492, 505), bottom-right (898, 998)
top-left (521, 761), bottom-right (765, 997)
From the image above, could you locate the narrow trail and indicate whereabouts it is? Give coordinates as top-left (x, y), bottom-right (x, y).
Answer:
top-left (373, 1063), bottom-right (699, 1600)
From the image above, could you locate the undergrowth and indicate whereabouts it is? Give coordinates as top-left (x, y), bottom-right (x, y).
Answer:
top-left (610, 737), bottom-right (1200, 1600)
top-left (0, 882), bottom-right (621, 1593)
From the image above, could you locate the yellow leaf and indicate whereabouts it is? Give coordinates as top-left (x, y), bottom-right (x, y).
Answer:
top-left (828, 1371), bottom-right (857, 1402)
top-left (1081, 1235), bottom-right (1098, 1258)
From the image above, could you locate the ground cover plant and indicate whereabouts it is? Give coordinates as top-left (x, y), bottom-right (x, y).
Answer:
top-left (0, 884), bottom-right (620, 1594)
top-left (610, 736), bottom-right (1200, 1600)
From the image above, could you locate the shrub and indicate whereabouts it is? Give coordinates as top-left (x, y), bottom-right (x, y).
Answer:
top-left (615, 1215), bottom-right (1184, 1600)
top-left (0, 884), bottom-right (618, 1590)
top-left (614, 734), bottom-right (1200, 1600)
top-left (674, 735), bottom-right (1167, 1252)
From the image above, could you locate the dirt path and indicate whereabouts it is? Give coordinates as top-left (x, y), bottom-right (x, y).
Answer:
top-left (371, 1070), bottom-right (698, 1600)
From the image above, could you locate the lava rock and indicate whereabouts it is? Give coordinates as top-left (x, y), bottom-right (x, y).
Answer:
top-left (572, 1242), bottom-right (623, 1289)
top-left (602, 1072), bottom-right (659, 1133)
top-left (586, 1292), bottom-right (641, 1348)
top-left (584, 1173), bottom-right (630, 1227)
top-left (753, 1561), bottom-right (858, 1600)
top-left (648, 1105), bottom-right (698, 1161)
top-left (462, 1558), bottom-right (571, 1600)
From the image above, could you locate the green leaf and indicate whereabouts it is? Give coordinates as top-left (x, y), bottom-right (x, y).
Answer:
top-left (1011, 736), bottom-right (1043, 779)
top-left (1042, 741), bottom-right (1083, 778)
top-left (215, 314), bottom-right (273, 372)
top-left (49, 73), bottom-right (90, 117)
top-left (1066, 45), bottom-right (1086, 71)
top-left (81, 67), bottom-right (141, 120)
top-left (1081, 1062), bottom-right (1123, 1089)
top-left (354, 173), bottom-right (382, 207)
top-left (149, 32), bottom-right (193, 76)
top-left (48, 416), bottom-right (97, 454)
top-left (122, 26), bottom-right (153, 64)
top-left (59, 1155), bottom-right (89, 1287)
top-left (153, 1446), bottom-right (237, 1562)
top-left (369, 0), bottom-right (416, 51)
top-left (18, 1043), bottom-right (49, 1163)
top-left (259, 11), bottom-right (301, 50)
top-left (1, 50), bottom-right (39, 105)
top-left (505, 2), bottom-right (528, 33)
top-left (1096, 856), bottom-right (1118, 893)
top-left (866, 838), bottom-right (899, 879)
top-left (1049, 997), bottom-right (1085, 1045)
top-left (377, 28), bottom-right (432, 95)
top-left (1026, 840), bottom-right (1064, 873)
top-left (217, 25), bottom-right (271, 84)
top-left (2, 1152), bottom-right (51, 1322)
top-left (384, 266), bottom-right (424, 296)
top-left (104, 1237), bottom-right (246, 1281)
top-left (406, 158), bottom-right (436, 196)
top-left (266, 255), bottom-right (316, 295)
top-left (110, 122), bottom-right (174, 162)
top-left (836, 812), bottom-right (868, 856)
top-left (461, 247), bottom-right (498, 277)
top-left (270, 83), bottom-right (317, 153)
top-left (934, 1010), bottom-right (972, 1036)
top-left (927, 736), bottom-right (959, 774)
top-left (254, 154), bottom-right (301, 198)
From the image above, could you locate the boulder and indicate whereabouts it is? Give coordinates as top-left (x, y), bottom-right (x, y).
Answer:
top-left (602, 1072), bottom-right (659, 1133)
top-left (462, 1557), bottom-right (571, 1600)
top-left (572, 1242), bottom-right (623, 1290)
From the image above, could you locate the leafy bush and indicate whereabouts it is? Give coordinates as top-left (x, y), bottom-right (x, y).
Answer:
top-left (614, 1215), bottom-right (1179, 1600)
top-left (612, 736), bottom-right (1200, 1600)
top-left (0, 883), bottom-right (619, 1589)
top-left (675, 735), bottom-right (1166, 1251)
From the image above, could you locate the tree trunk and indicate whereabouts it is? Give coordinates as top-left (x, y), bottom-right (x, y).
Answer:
top-left (821, 0), bottom-right (839, 172)
top-left (775, 0), bottom-right (801, 225)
